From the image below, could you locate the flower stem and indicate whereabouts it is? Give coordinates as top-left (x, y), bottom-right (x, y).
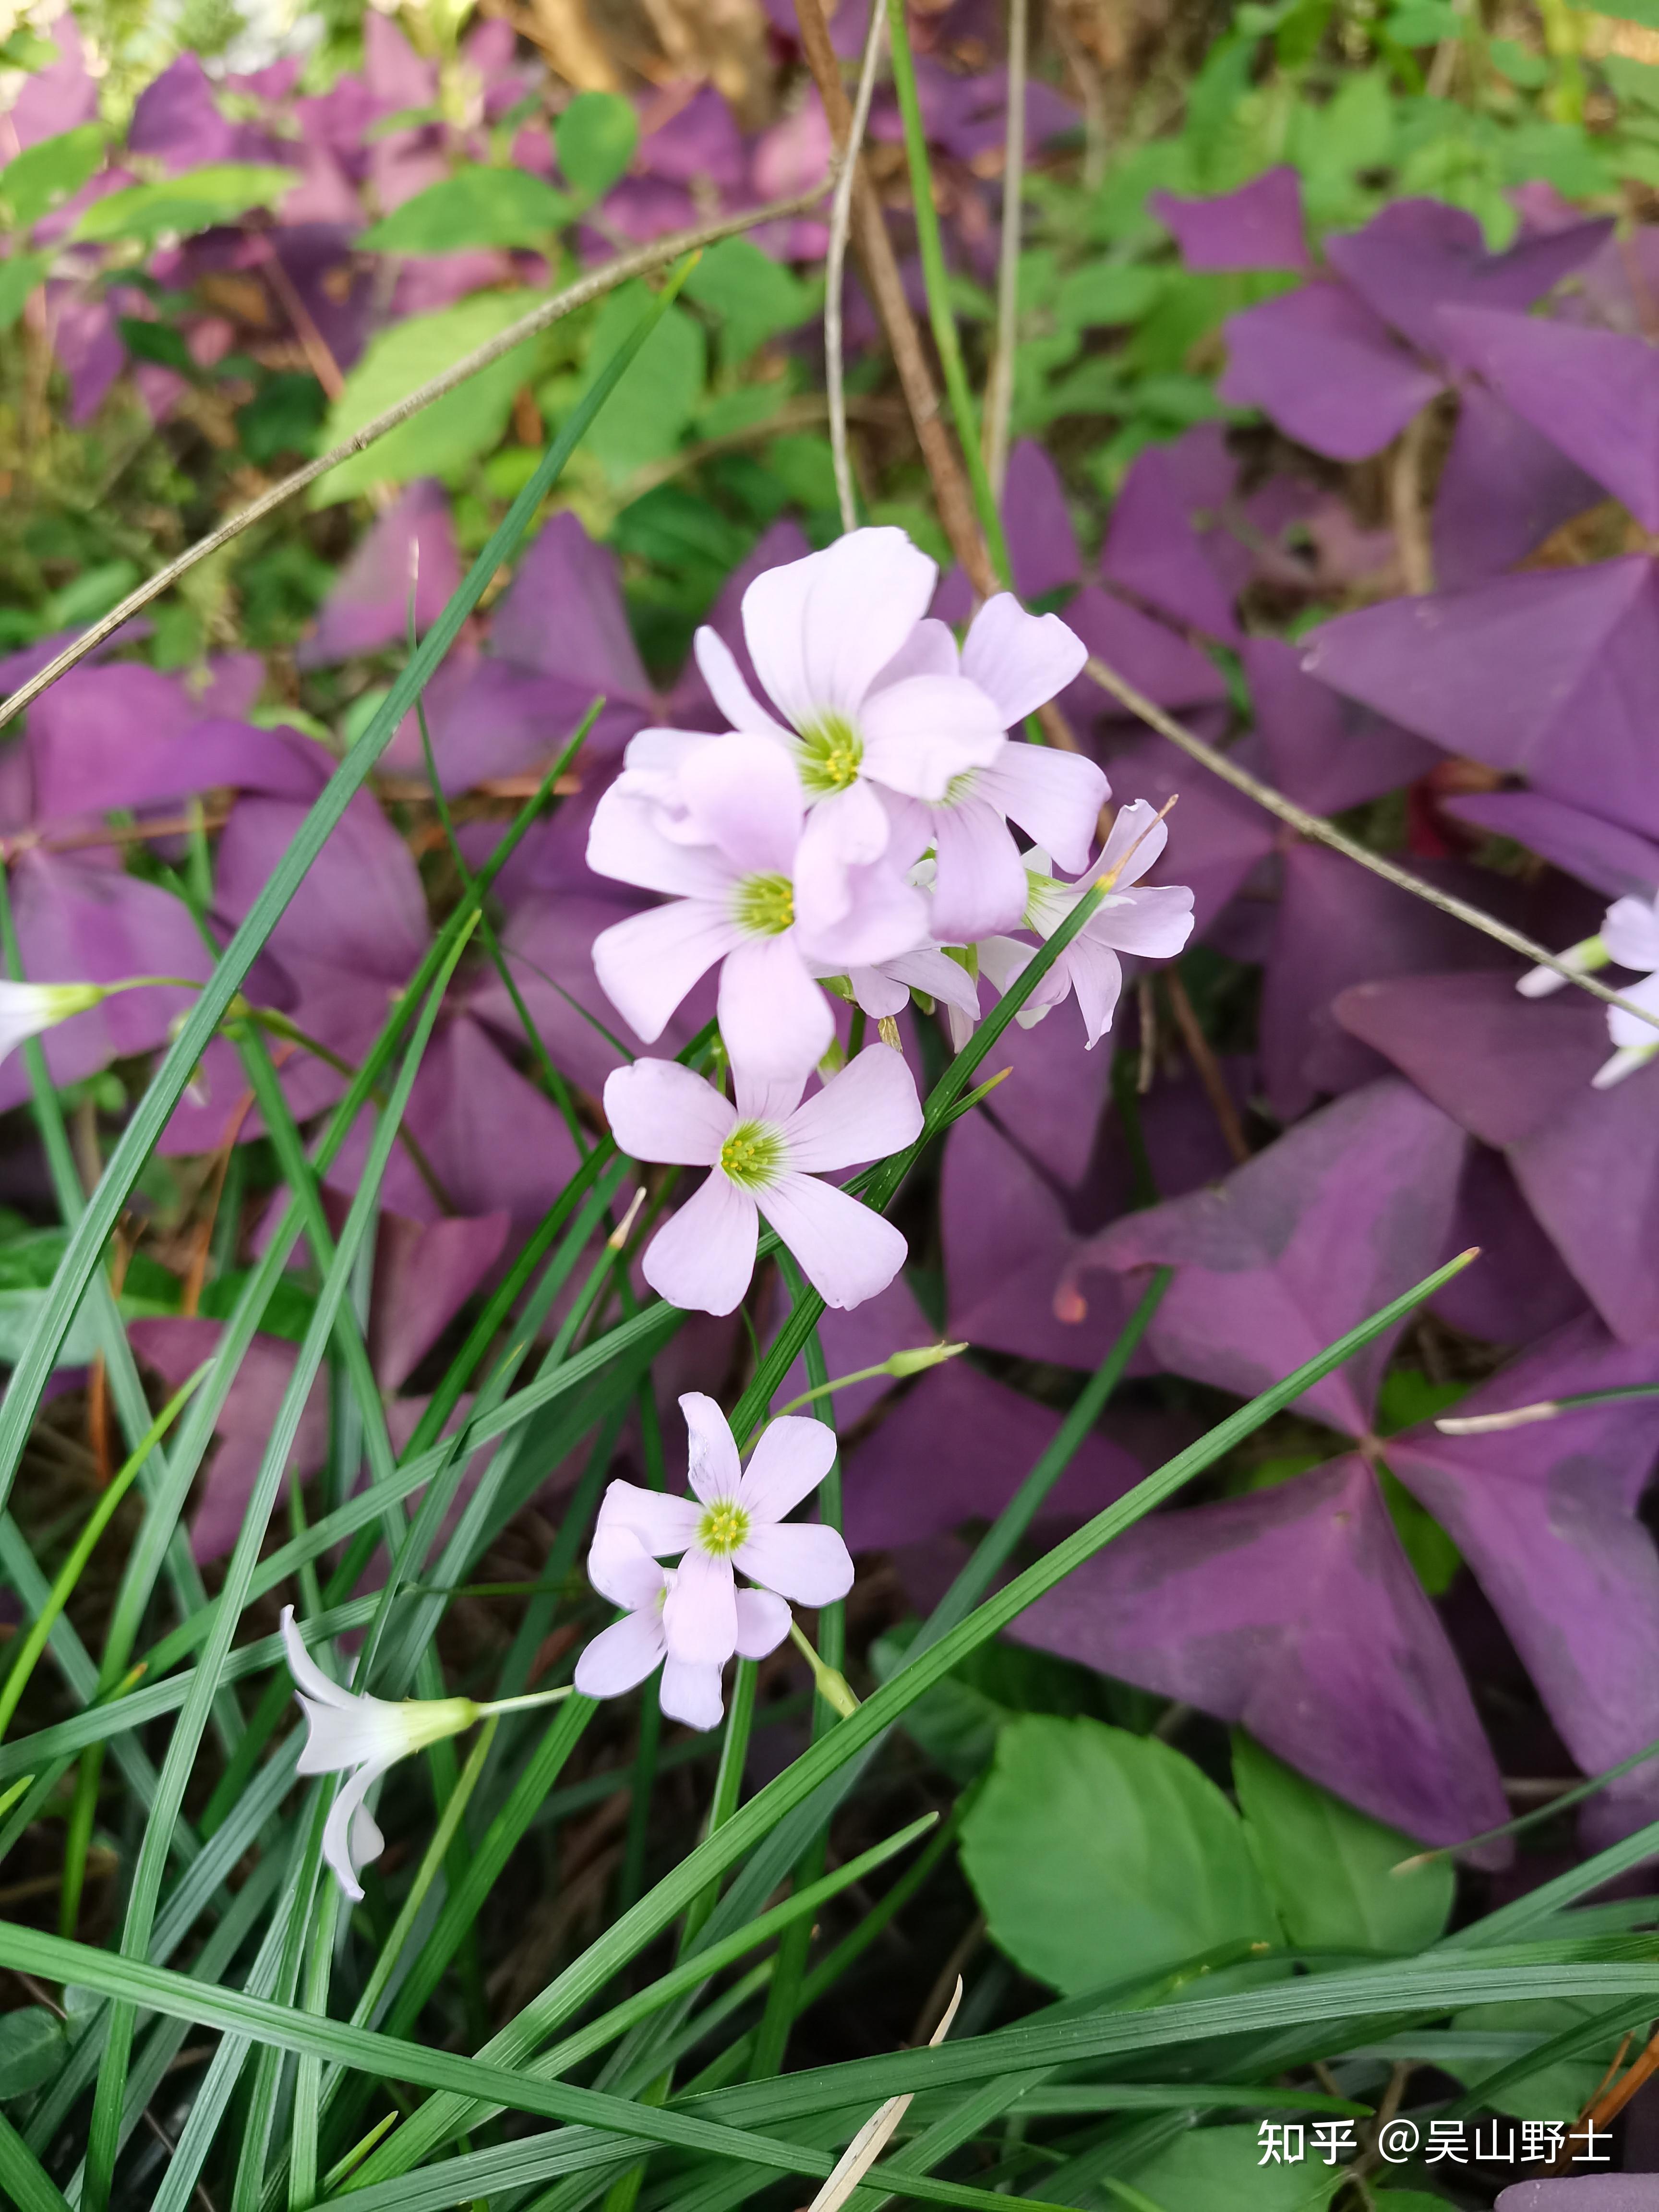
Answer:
top-left (476, 1685), bottom-right (577, 1719)
top-left (787, 1621), bottom-right (859, 1721)
top-left (772, 1340), bottom-right (966, 1419)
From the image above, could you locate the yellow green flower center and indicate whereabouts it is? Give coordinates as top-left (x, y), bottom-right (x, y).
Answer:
top-left (698, 1500), bottom-right (751, 1556)
top-left (733, 872), bottom-right (795, 936)
top-left (719, 1119), bottom-right (784, 1190)
top-left (797, 713), bottom-right (864, 796)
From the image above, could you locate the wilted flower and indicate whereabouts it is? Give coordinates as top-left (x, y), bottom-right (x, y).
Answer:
top-left (958, 799), bottom-right (1196, 1049)
top-left (573, 1522), bottom-right (790, 1730)
top-left (603, 1045), bottom-right (922, 1315)
top-left (588, 733), bottom-right (926, 1081)
top-left (281, 1607), bottom-right (570, 1899)
top-left (590, 1391), bottom-right (851, 1710)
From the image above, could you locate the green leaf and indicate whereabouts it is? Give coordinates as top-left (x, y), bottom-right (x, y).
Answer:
top-left (961, 1715), bottom-right (1280, 1993)
top-left (870, 1623), bottom-right (1135, 1785)
top-left (576, 281), bottom-right (705, 480)
top-left (1053, 262), bottom-right (1166, 330)
top-left (1124, 2126), bottom-right (1345, 2209)
top-left (0, 2010), bottom-right (64, 2099)
top-left (1371, 2196), bottom-right (1457, 2209)
top-left (313, 289), bottom-right (545, 503)
top-left (1232, 1733), bottom-right (1454, 1955)
top-left (1490, 36), bottom-right (1551, 86)
top-left (1444, 1998), bottom-right (1627, 2119)
top-left (360, 165), bottom-right (571, 254)
top-left (1499, 118), bottom-right (1615, 197)
top-left (0, 126), bottom-right (104, 230)
top-left (683, 236), bottom-right (816, 367)
top-left (1385, 0), bottom-right (1462, 37)
top-left (117, 315), bottom-right (195, 374)
top-left (555, 91), bottom-right (638, 200)
top-left (0, 254), bottom-right (48, 330)
top-left (1606, 53), bottom-right (1659, 106)
top-left (70, 163), bottom-right (298, 244)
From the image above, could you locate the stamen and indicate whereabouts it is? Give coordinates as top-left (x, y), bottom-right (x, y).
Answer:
top-left (719, 1119), bottom-right (785, 1190)
top-left (797, 713), bottom-right (865, 795)
top-left (733, 872), bottom-right (795, 936)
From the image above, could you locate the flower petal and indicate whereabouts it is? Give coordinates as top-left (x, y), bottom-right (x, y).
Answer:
top-left (780, 1045), bottom-right (923, 1172)
top-left (718, 933), bottom-right (834, 1079)
top-left (595, 1479), bottom-right (701, 1557)
top-left (664, 1541), bottom-right (738, 1664)
top-left (694, 625), bottom-right (794, 740)
top-left (660, 1655), bottom-right (727, 1730)
top-left (878, 943), bottom-right (980, 1017)
top-left (860, 675), bottom-right (1007, 801)
top-left (1091, 882), bottom-right (1196, 960)
top-left (592, 901), bottom-right (743, 1047)
top-left (281, 1604), bottom-right (353, 1710)
top-left (322, 1754), bottom-right (396, 1902)
top-left (929, 798), bottom-right (1030, 942)
top-left (737, 1414), bottom-right (837, 1522)
top-left (1067, 937), bottom-right (1125, 1049)
top-left (734, 1519), bottom-right (855, 1606)
top-left (792, 781), bottom-right (892, 942)
top-left (679, 732), bottom-right (804, 877)
top-left (1604, 893), bottom-right (1659, 976)
top-left (760, 1169), bottom-right (910, 1310)
top-left (734, 1585), bottom-right (793, 1659)
top-left (680, 1389), bottom-right (742, 1506)
top-left (869, 616), bottom-right (960, 688)
top-left (961, 595), bottom-right (1088, 726)
top-left (587, 784), bottom-right (736, 900)
top-left (603, 1058), bottom-right (734, 1167)
top-left (575, 1610), bottom-right (667, 1697)
top-left (745, 528), bottom-right (938, 726)
top-left (587, 1522), bottom-right (672, 1610)
top-left (1097, 797), bottom-right (1168, 888)
top-left (642, 1171), bottom-right (760, 1316)
top-left (1607, 966), bottom-right (1659, 1051)
top-left (975, 744), bottom-right (1108, 876)
top-left (842, 962), bottom-right (909, 1017)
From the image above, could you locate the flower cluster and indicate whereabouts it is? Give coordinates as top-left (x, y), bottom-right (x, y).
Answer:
top-left (573, 1392), bottom-right (852, 1729)
top-left (585, 526), bottom-right (1194, 1316)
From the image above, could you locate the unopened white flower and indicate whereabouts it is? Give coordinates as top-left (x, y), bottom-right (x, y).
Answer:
top-left (0, 980), bottom-right (107, 1065)
top-left (281, 1607), bottom-right (570, 1899)
top-left (1519, 892), bottom-right (1659, 1088)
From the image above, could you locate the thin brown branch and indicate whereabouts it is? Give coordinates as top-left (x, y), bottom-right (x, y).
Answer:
top-left (0, 185), bottom-right (834, 737)
top-left (984, 0), bottom-right (1028, 499)
top-left (1163, 966), bottom-right (1249, 1164)
top-left (793, 0), bottom-right (998, 598)
top-left (1082, 655), bottom-right (1659, 1034)
top-left (1388, 409), bottom-right (1435, 596)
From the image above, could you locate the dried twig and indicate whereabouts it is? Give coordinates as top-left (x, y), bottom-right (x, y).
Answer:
top-left (826, 0), bottom-right (888, 531)
top-left (1163, 966), bottom-right (1249, 1164)
top-left (1082, 656), bottom-right (1659, 1032)
top-left (0, 186), bottom-right (834, 738)
top-left (984, 0), bottom-right (1028, 499)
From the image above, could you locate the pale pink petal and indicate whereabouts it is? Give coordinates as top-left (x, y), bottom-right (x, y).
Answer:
top-left (1067, 936), bottom-right (1125, 1048)
top-left (733, 1586), bottom-right (792, 1659)
top-left (961, 595), bottom-right (1087, 726)
top-left (592, 901), bottom-right (743, 1046)
top-left (878, 944), bottom-right (980, 1017)
top-left (793, 781), bottom-right (892, 941)
top-left (1097, 797), bottom-right (1168, 889)
top-left (575, 1609), bottom-right (667, 1697)
top-left (603, 1058), bottom-right (734, 1167)
top-left (281, 1605), bottom-right (353, 1709)
top-left (620, 726), bottom-right (714, 795)
top-left (978, 934), bottom-right (1039, 998)
top-left (718, 933), bottom-right (834, 1079)
top-left (745, 529), bottom-right (937, 725)
top-left (734, 1519), bottom-right (855, 1606)
top-left (879, 791), bottom-right (934, 876)
top-left (860, 675), bottom-right (1006, 802)
top-left (868, 616), bottom-right (960, 689)
top-left (1607, 966), bottom-right (1659, 1051)
top-left (680, 1389), bottom-right (742, 1506)
top-left (1604, 894), bottom-right (1659, 976)
top-left (736, 1413), bottom-right (837, 1521)
top-left (929, 798), bottom-right (1030, 942)
top-left (323, 1755), bottom-right (395, 1902)
top-left (759, 1170), bottom-right (909, 1310)
top-left (732, 1066), bottom-right (805, 1122)
top-left (642, 1171), bottom-right (759, 1316)
top-left (797, 858), bottom-right (929, 971)
top-left (1091, 883), bottom-right (1196, 960)
top-left (693, 626), bottom-right (794, 739)
top-left (843, 963), bottom-right (909, 1017)
top-left (975, 744), bottom-right (1108, 876)
top-left (595, 1479), bottom-right (701, 1556)
top-left (678, 733), bottom-right (804, 876)
top-left (780, 1044), bottom-right (923, 1172)
top-left (660, 1655), bottom-right (726, 1729)
top-left (587, 785), bottom-right (737, 900)
top-left (587, 1524), bottom-right (671, 1610)
top-left (664, 1541), bottom-right (738, 1664)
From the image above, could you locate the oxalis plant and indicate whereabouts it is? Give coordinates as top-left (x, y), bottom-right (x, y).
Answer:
top-left (1, 6), bottom-right (1659, 2211)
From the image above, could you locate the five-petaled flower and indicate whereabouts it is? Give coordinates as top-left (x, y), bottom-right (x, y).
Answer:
top-left (583, 1392), bottom-right (850, 1726)
top-left (603, 1045), bottom-right (923, 1315)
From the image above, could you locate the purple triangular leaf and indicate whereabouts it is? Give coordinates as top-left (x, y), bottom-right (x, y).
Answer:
top-left (1150, 166), bottom-right (1309, 272)
top-left (1084, 1079), bottom-right (1467, 1437)
top-left (488, 510), bottom-right (653, 708)
top-left (1442, 790), bottom-right (1659, 903)
top-left (1432, 1146), bottom-right (1587, 1346)
top-left (297, 481), bottom-right (460, 668)
top-left (1058, 584), bottom-right (1230, 727)
top-left (1244, 637), bottom-right (1439, 814)
top-left (368, 1210), bottom-right (510, 1392)
top-left (1219, 284), bottom-right (1442, 461)
top-left (1434, 382), bottom-right (1609, 590)
top-left (1002, 439), bottom-right (1082, 602)
top-left (1101, 435), bottom-right (1244, 644)
top-left (1011, 1455), bottom-right (1509, 1848)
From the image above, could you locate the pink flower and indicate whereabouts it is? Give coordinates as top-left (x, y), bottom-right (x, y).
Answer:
top-left (603, 1045), bottom-right (923, 1315)
top-left (588, 732), bottom-right (926, 1080)
top-left (963, 799), bottom-right (1195, 1050)
top-left (1596, 891), bottom-right (1659, 1089)
top-left (591, 1392), bottom-right (851, 1695)
top-left (573, 1524), bottom-right (789, 1730)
